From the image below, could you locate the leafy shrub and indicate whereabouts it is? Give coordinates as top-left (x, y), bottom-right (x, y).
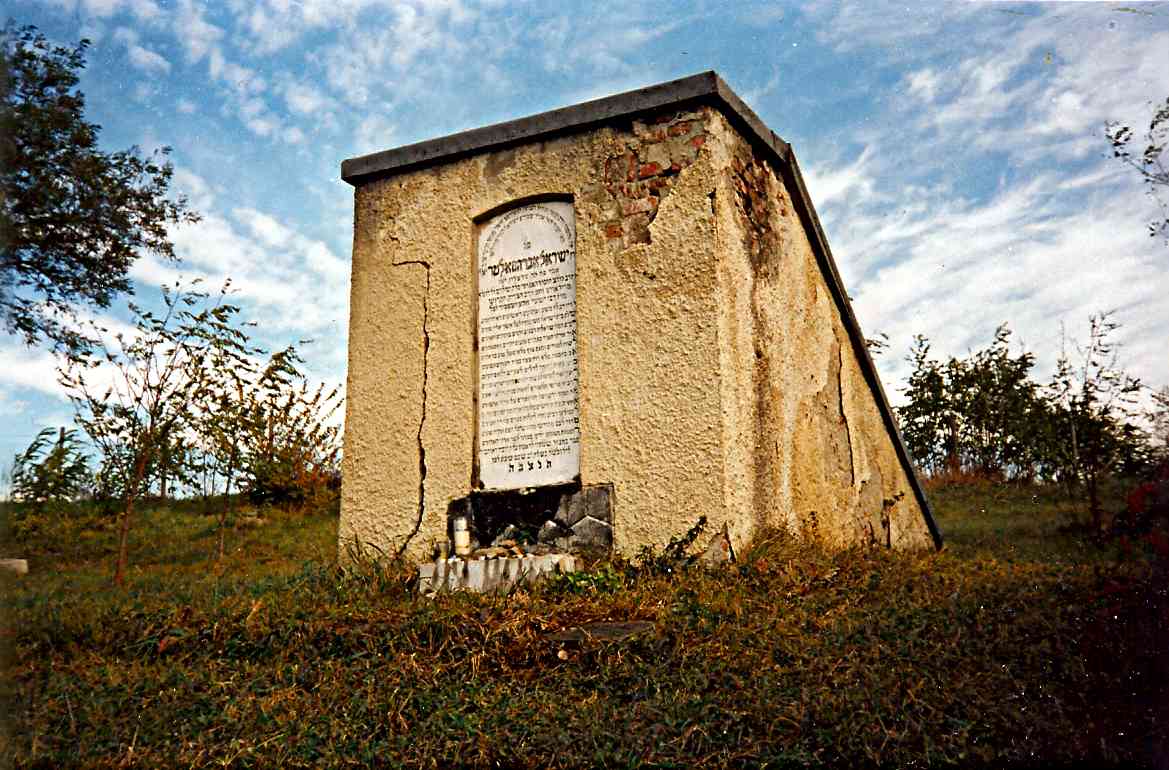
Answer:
top-left (8, 427), bottom-right (90, 535)
top-left (10, 427), bottom-right (90, 507)
top-left (241, 349), bottom-right (342, 510)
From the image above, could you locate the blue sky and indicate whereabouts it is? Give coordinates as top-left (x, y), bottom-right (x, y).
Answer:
top-left (3, 0), bottom-right (1168, 476)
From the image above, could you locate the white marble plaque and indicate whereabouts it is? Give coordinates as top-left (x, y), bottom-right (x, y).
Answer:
top-left (477, 200), bottom-right (580, 490)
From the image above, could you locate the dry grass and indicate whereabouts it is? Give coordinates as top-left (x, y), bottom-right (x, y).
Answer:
top-left (2, 483), bottom-right (1167, 767)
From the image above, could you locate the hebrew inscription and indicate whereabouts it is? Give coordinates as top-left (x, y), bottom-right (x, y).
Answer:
top-left (477, 200), bottom-right (580, 490)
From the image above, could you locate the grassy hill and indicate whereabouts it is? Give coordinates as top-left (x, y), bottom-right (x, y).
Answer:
top-left (2, 484), bottom-right (1166, 767)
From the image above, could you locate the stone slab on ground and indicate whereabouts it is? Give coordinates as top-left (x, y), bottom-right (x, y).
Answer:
top-left (1, 559), bottom-right (29, 575)
top-left (418, 553), bottom-right (576, 595)
top-left (547, 620), bottom-right (655, 644)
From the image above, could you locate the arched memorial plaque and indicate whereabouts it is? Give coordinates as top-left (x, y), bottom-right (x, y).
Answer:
top-left (476, 200), bottom-right (580, 490)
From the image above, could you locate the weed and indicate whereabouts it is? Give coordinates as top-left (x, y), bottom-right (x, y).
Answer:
top-left (543, 562), bottom-right (626, 596)
top-left (633, 514), bottom-right (707, 575)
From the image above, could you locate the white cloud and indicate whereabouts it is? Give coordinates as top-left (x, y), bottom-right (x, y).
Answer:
top-left (57, 0), bottom-right (162, 20)
top-left (803, 147), bottom-right (877, 210)
top-left (174, 0), bottom-right (224, 63)
top-left (829, 167), bottom-right (1169, 402)
top-left (245, 116), bottom-right (277, 137)
top-left (905, 68), bottom-right (940, 103)
top-left (207, 49), bottom-right (266, 95)
top-left (114, 27), bottom-right (171, 73)
top-left (0, 388), bottom-right (30, 417)
top-left (0, 347), bottom-right (64, 400)
top-left (742, 70), bottom-right (781, 107)
top-left (809, 1), bottom-right (983, 55)
top-left (126, 43), bottom-right (170, 73)
top-left (134, 203), bottom-right (350, 339)
top-left (78, 0), bottom-right (121, 17)
top-left (171, 167), bottom-right (216, 211)
top-left (352, 114), bottom-right (395, 155)
top-left (797, 1), bottom-right (1169, 398)
top-left (127, 0), bottom-right (162, 21)
top-left (281, 80), bottom-right (334, 115)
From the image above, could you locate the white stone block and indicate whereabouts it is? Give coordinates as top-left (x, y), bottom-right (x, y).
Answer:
top-left (417, 552), bottom-right (577, 596)
top-left (0, 559), bottom-right (28, 576)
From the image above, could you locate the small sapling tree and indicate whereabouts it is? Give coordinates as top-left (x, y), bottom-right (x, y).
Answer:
top-left (9, 426), bottom-right (90, 533)
top-left (59, 281), bottom-right (249, 584)
top-left (898, 326), bottom-right (1049, 480)
top-left (898, 335), bottom-right (953, 477)
top-left (1048, 313), bottom-right (1146, 530)
top-left (241, 347), bottom-right (342, 510)
top-left (192, 323), bottom-right (263, 559)
top-left (1149, 386), bottom-right (1169, 468)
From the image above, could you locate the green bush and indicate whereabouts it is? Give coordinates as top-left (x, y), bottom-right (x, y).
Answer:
top-left (7, 427), bottom-right (91, 536)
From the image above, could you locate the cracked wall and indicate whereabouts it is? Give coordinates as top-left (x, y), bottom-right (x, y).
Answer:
top-left (343, 108), bottom-right (729, 561)
top-left (706, 110), bottom-right (934, 550)
top-left (341, 103), bottom-right (935, 562)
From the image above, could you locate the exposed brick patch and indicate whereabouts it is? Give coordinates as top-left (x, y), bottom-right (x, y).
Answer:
top-left (625, 213), bottom-right (651, 245)
top-left (599, 108), bottom-right (709, 249)
top-left (622, 197), bottom-right (657, 216)
top-left (638, 162), bottom-right (662, 179)
top-left (730, 151), bottom-right (785, 276)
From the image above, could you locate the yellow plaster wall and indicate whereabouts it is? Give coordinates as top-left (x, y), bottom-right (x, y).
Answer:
top-left (705, 112), bottom-right (934, 550)
top-left (341, 104), bottom-right (934, 562)
top-left (343, 117), bottom-right (731, 561)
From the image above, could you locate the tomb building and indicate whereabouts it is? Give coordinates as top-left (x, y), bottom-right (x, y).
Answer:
top-left (339, 72), bottom-right (942, 564)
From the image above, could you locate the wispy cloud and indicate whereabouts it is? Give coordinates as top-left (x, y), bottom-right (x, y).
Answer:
top-left (114, 27), bottom-right (170, 73)
top-left (795, 1), bottom-right (1169, 397)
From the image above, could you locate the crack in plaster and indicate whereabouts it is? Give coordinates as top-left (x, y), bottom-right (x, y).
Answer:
top-left (837, 340), bottom-right (856, 487)
top-left (391, 259), bottom-right (431, 554)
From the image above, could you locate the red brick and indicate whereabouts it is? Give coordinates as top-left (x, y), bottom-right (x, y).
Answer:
top-left (690, 135), bottom-right (706, 148)
top-left (604, 223), bottom-right (624, 239)
top-left (647, 177), bottom-right (671, 191)
top-left (638, 162), bottom-right (661, 179)
top-left (668, 121), bottom-right (692, 137)
top-left (622, 197), bottom-right (655, 216)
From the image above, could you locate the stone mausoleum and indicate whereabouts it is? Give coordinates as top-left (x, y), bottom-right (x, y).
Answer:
top-left (339, 72), bottom-right (942, 571)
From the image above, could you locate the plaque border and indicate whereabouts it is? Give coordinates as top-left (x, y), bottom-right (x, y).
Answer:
top-left (470, 192), bottom-right (577, 491)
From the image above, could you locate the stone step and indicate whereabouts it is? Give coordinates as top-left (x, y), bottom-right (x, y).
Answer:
top-left (418, 553), bottom-right (575, 595)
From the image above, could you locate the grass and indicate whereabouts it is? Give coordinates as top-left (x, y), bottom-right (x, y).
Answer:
top-left (1, 484), bottom-right (1167, 768)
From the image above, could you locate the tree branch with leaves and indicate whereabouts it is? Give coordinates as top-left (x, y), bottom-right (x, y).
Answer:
top-left (1, 24), bottom-right (198, 358)
top-left (1106, 96), bottom-right (1169, 244)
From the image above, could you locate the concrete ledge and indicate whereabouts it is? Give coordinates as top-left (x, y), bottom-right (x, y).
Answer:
top-left (418, 553), bottom-right (576, 595)
top-left (341, 71), bottom-right (790, 186)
